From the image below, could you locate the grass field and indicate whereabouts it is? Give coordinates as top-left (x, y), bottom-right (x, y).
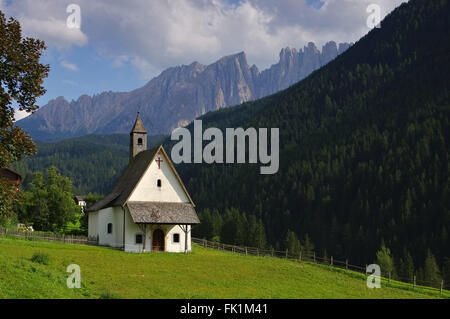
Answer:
top-left (0, 237), bottom-right (448, 299)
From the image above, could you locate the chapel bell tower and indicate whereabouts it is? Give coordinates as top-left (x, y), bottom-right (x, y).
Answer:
top-left (130, 112), bottom-right (147, 161)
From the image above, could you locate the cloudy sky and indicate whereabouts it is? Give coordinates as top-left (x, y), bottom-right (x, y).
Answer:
top-left (1, 0), bottom-right (408, 120)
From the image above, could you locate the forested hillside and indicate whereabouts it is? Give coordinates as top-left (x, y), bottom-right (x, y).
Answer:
top-left (173, 0), bottom-right (450, 284)
top-left (13, 134), bottom-right (164, 194)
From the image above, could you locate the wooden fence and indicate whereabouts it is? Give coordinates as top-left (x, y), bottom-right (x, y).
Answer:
top-left (0, 226), bottom-right (97, 245)
top-left (192, 237), bottom-right (448, 295)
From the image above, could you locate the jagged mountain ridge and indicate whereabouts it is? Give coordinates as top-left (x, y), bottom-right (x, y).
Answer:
top-left (17, 41), bottom-right (351, 141)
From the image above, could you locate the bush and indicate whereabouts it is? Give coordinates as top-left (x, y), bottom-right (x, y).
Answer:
top-left (99, 291), bottom-right (119, 299)
top-left (31, 252), bottom-right (50, 265)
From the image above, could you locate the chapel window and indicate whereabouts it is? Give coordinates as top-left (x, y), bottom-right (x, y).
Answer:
top-left (107, 223), bottom-right (113, 234)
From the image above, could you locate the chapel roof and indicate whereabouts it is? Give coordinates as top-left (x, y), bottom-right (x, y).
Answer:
top-left (86, 145), bottom-right (195, 213)
top-left (127, 201), bottom-right (200, 224)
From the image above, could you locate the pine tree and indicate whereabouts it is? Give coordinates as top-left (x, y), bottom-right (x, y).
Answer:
top-left (422, 250), bottom-right (442, 287)
top-left (375, 243), bottom-right (396, 277)
top-left (285, 230), bottom-right (301, 254)
top-left (302, 234), bottom-right (315, 259)
top-left (442, 257), bottom-right (450, 290)
top-left (397, 249), bottom-right (415, 281)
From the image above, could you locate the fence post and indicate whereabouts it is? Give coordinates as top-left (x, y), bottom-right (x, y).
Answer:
top-left (299, 251), bottom-right (302, 262)
top-left (388, 271), bottom-right (391, 284)
top-left (245, 247), bottom-right (248, 255)
top-left (441, 280), bottom-right (443, 294)
top-left (346, 259), bottom-right (348, 270)
top-left (413, 276), bottom-right (416, 289)
top-left (313, 252), bottom-right (316, 263)
top-left (271, 248), bottom-right (274, 257)
top-left (331, 256), bottom-right (333, 266)
top-left (257, 248), bottom-right (259, 256)
top-left (285, 249), bottom-right (288, 258)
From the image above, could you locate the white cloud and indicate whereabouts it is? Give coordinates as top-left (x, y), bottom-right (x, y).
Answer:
top-left (1, 0), bottom-right (408, 79)
top-left (20, 18), bottom-right (87, 49)
top-left (1, 0), bottom-right (87, 49)
top-left (60, 60), bottom-right (79, 71)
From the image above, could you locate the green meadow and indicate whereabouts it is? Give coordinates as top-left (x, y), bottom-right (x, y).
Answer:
top-left (0, 237), bottom-right (447, 299)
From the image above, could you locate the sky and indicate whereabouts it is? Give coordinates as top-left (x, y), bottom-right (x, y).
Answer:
top-left (0, 0), bottom-right (408, 120)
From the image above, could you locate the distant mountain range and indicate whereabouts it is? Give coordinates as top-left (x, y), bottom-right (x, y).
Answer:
top-left (17, 41), bottom-right (351, 141)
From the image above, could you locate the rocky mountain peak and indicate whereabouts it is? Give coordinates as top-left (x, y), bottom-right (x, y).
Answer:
top-left (18, 41), bottom-right (352, 141)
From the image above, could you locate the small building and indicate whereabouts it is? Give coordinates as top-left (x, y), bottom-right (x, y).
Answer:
top-left (74, 196), bottom-right (87, 213)
top-left (0, 168), bottom-right (22, 192)
top-left (86, 113), bottom-right (200, 253)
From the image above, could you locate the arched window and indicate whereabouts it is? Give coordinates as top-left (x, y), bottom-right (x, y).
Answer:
top-left (107, 223), bottom-right (112, 234)
top-left (137, 138), bottom-right (143, 146)
top-left (157, 179), bottom-right (162, 187)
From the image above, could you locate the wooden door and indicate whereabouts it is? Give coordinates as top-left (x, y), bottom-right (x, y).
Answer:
top-left (152, 229), bottom-right (165, 251)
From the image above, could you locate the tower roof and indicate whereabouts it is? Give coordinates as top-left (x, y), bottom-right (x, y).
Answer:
top-left (131, 112), bottom-right (147, 134)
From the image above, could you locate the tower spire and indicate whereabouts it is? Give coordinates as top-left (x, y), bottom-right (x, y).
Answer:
top-left (130, 112), bottom-right (147, 161)
top-left (131, 112), bottom-right (147, 134)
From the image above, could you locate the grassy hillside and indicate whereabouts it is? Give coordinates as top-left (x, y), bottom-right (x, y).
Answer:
top-left (0, 237), bottom-right (447, 299)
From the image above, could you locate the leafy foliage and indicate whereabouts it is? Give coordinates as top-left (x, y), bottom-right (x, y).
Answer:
top-left (17, 166), bottom-right (79, 232)
top-left (0, 177), bottom-right (21, 226)
top-left (31, 252), bottom-right (50, 265)
top-left (0, 10), bottom-right (49, 224)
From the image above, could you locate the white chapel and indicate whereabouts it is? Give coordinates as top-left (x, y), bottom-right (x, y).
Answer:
top-left (86, 113), bottom-right (200, 253)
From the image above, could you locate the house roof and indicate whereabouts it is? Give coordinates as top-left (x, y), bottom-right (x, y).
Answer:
top-left (130, 112), bottom-right (147, 134)
top-left (0, 168), bottom-right (22, 181)
top-left (74, 195), bottom-right (85, 201)
top-left (127, 201), bottom-right (200, 224)
top-left (86, 145), bottom-right (195, 212)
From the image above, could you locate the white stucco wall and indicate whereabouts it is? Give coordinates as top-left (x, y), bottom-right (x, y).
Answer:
top-left (128, 149), bottom-right (190, 203)
top-left (88, 211), bottom-right (98, 238)
top-left (96, 207), bottom-right (124, 248)
top-left (164, 224), bottom-right (192, 253)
